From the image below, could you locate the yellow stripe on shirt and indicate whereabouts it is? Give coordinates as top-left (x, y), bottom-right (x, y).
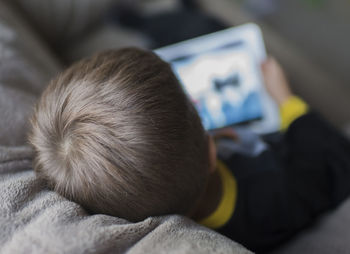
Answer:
top-left (280, 96), bottom-right (309, 131)
top-left (199, 160), bottom-right (237, 229)
top-left (199, 97), bottom-right (308, 229)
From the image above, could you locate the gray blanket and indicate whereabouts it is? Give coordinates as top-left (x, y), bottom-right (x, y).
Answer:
top-left (0, 152), bottom-right (249, 254)
top-left (0, 153), bottom-right (249, 254)
top-left (0, 1), bottom-right (251, 253)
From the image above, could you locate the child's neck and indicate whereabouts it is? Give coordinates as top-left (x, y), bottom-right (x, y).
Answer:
top-left (191, 170), bottom-right (222, 221)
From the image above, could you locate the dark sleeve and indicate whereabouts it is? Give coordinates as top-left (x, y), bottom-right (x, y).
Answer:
top-left (218, 112), bottom-right (350, 252)
top-left (285, 112), bottom-right (350, 206)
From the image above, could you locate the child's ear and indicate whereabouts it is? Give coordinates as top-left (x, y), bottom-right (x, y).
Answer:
top-left (208, 135), bottom-right (217, 174)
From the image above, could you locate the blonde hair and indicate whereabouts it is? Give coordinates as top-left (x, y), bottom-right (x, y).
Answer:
top-left (29, 48), bottom-right (209, 221)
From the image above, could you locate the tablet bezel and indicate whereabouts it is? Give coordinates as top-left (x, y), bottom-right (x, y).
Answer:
top-left (155, 23), bottom-right (279, 134)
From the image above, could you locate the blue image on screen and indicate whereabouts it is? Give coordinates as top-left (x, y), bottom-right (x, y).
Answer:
top-left (169, 42), bottom-right (264, 130)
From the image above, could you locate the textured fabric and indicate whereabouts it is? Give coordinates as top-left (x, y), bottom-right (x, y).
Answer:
top-left (7, 0), bottom-right (116, 46)
top-left (215, 113), bottom-right (350, 252)
top-left (63, 24), bottom-right (151, 63)
top-left (0, 159), bottom-right (251, 254)
top-left (194, 111), bottom-right (349, 252)
top-left (0, 1), bottom-right (61, 146)
top-left (200, 128), bottom-right (269, 230)
top-left (7, 0), bottom-right (150, 63)
top-left (270, 199), bottom-right (350, 254)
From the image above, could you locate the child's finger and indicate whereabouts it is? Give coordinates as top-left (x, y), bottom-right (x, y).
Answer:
top-left (212, 128), bottom-right (239, 141)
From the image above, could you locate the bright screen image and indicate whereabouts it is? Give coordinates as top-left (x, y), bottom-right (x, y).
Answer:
top-left (169, 42), bottom-right (263, 130)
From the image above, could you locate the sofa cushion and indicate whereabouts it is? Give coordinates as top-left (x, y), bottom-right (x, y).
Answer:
top-left (271, 197), bottom-right (350, 254)
top-left (0, 1), bottom-right (61, 146)
top-left (7, 0), bottom-right (116, 48)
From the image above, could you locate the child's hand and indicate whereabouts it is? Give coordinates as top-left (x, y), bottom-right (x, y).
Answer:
top-left (261, 57), bottom-right (293, 106)
top-left (212, 128), bottom-right (239, 141)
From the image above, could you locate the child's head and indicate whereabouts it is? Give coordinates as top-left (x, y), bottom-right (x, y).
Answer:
top-left (29, 48), bottom-right (210, 221)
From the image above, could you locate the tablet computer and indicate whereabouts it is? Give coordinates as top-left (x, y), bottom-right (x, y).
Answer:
top-left (155, 23), bottom-right (279, 134)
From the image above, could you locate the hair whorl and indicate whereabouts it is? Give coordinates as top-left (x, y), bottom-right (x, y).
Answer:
top-left (29, 48), bottom-right (209, 221)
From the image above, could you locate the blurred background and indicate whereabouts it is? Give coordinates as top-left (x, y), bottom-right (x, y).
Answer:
top-left (3, 0), bottom-right (350, 133)
top-left (109, 0), bottom-right (350, 133)
top-left (108, 0), bottom-right (350, 86)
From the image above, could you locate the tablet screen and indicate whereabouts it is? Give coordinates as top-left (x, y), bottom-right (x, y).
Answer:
top-left (169, 41), bottom-right (263, 130)
top-left (155, 23), bottom-right (280, 133)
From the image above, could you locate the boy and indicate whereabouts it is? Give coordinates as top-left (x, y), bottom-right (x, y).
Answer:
top-left (29, 48), bottom-right (350, 252)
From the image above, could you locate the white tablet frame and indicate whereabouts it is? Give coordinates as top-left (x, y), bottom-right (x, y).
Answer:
top-left (155, 23), bottom-right (279, 134)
